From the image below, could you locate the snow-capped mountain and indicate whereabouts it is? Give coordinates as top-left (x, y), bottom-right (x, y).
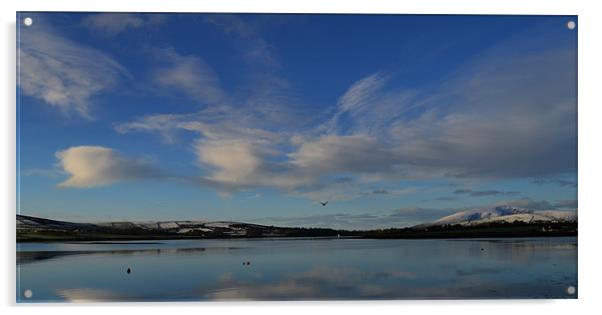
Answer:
top-left (420, 206), bottom-right (577, 227)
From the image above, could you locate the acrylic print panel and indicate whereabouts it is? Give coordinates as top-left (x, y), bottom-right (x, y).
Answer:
top-left (16, 12), bottom-right (577, 302)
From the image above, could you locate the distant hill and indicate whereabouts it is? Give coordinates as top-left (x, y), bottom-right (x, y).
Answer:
top-left (17, 207), bottom-right (578, 242)
top-left (17, 215), bottom-right (105, 232)
top-left (16, 215), bottom-right (344, 241)
top-left (416, 206), bottom-right (577, 228)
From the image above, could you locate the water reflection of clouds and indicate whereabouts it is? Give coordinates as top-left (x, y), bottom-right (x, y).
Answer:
top-left (56, 288), bottom-right (126, 302)
top-left (444, 239), bottom-right (577, 263)
top-left (203, 264), bottom-right (574, 300)
top-left (293, 266), bottom-right (417, 283)
top-left (203, 266), bottom-right (418, 300)
top-left (455, 266), bottom-right (502, 277)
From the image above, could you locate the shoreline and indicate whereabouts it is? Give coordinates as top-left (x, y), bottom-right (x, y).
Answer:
top-left (17, 231), bottom-right (577, 243)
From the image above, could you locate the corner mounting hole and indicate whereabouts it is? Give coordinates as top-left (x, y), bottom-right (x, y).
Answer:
top-left (567, 21), bottom-right (576, 30)
top-left (23, 17), bottom-right (33, 26)
top-left (567, 286), bottom-right (576, 295)
top-left (23, 289), bottom-right (33, 298)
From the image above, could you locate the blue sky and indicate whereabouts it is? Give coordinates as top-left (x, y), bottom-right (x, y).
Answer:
top-left (17, 13), bottom-right (577, 229)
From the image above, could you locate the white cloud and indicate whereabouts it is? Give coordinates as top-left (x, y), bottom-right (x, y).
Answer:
top-left (56, 146), bottom-right (162, 188)
top-left (82, 13), bottom-right (165, 35)
top-left (290, 135), bottom-right (399, 175)
top-left (194, 139), bottom-right (311, 194)
top-left (191, 135), bottom-right (419, 201)
top-left (117, 41), bottom-right (576, 197)
top-left (114, 21), bottom-right (576, 201)
top-left (196, 139), bottom-right (263, 184)
top-left (18, 25), bottom-right (127, 118)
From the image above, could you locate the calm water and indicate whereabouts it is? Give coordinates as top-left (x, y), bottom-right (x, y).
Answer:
top-left (16, 237), bottom-right (577, 302)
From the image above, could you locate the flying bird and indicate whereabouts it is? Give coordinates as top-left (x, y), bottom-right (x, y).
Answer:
top-left (320, 201), bottom-right (328, 206)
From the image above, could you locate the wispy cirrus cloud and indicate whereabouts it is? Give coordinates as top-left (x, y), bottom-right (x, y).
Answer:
top-left (115, 111), bottom-right (287, 145)
top-left (18, 22), bottom-right (128, 118)
top-left (203, 14), bottom-right (279, 68)
top-left (299, 47), bottom-right (576, 181)
top-left (551, 199), bottom-right (578, 209)
top-left (153, 49), bottom-right (228, 106)
top-left (531, 178), bottom-right (577, 188)
top-left (453, 189), bottom-right (520, 197)
top-left (497, 198), bottom-right (577, 211)
top-left (324, 72), bottom-right (416, 136)
top-left (82, 13), bottom-right (165, 36)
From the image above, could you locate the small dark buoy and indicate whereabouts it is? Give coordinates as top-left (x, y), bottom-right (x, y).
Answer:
top-left (480, 248), bottom-right (484, 251)
top-left (126, 268), bottom-right (131, 274)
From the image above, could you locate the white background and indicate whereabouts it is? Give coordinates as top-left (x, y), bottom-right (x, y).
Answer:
top-left (1, 0), bottom-right (601, 314)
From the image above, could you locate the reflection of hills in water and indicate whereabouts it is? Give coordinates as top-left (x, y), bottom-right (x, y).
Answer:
top-left (17, 246), bottom-right (239, 265)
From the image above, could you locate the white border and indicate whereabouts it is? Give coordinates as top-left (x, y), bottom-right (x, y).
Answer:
top-left (2, 0), bottom-right (601, 314)
top-left (2, 0), bottom-right (583, 15)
